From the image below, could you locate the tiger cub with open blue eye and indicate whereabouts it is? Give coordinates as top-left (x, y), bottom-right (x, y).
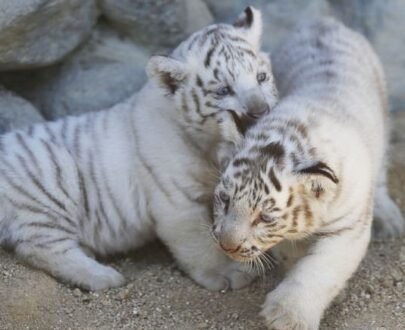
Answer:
top-left (212, 17), bottom-right (403, 329)
top-left (0, 7), bottom-right (278, 291)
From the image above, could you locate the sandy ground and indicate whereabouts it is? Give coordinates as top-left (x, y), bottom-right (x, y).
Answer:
top-left (1, 112), bottom-right (404, 330)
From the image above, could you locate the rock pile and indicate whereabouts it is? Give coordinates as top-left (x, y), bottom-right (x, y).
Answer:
top-left (0, 0), bottom-right (404, 128)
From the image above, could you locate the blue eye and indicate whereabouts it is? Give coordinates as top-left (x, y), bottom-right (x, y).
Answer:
top-left (216, 86), bottom-right (232, 97)
top-left (257, 72), bottom-right (267, 83)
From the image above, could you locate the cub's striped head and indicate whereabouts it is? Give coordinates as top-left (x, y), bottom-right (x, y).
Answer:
top-left (146, 7), bottom-right (278, 129)
top-left (212, 112), bottom-right (339, 262)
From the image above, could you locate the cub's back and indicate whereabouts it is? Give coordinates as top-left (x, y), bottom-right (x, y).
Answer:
top-left (272, 17), bottom-right (387, 135)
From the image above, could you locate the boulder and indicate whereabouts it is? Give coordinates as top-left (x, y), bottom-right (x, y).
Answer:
top-left (99, 0), bottom-right (213, 50)
top-left (0, 0), bottom-right (98, 70)
top-left (0, 24), bottom-right (149, 119)
top-left (0, 88), bottom-right (44, 134)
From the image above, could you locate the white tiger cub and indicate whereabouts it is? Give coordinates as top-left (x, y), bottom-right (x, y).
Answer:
top-left (212, 18), bottom-right (404, 329)
top-left (0, 7), bottom-right (278, 291)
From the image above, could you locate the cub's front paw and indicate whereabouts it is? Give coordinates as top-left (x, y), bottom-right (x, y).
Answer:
top-left (85, 266), bottom-right (126, 291)
top-left (191, 261), bottom-right (256, 291)
top-left (261, 288), bottom-right (320, 330)
top-left (221, 261), bottom-right (257, 290)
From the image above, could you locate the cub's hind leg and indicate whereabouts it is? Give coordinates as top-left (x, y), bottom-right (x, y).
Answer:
top-left (1, 209), bottom-right (125, 290)
top-left (15, 237), bottom-right (125, 291)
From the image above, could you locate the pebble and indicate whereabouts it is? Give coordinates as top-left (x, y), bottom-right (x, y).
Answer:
top-left (231, 312), bottom-right (239, 320)
top-left (116, 289), bottom-right (130, 301)
top-left (391, 268), bottom-right (403, 282)
top-left (72, 288), bottom-right (82, 297)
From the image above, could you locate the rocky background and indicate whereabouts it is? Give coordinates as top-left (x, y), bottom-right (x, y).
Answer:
top-left (0, 0), bottom-right (404, 129)
top-left (0, 1), bottom-right (404, 329)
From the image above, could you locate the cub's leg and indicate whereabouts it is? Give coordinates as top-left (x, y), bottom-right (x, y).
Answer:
top-left (15, 237), bottom-right (125, 291)
top-left (2, 210), bottom-right (125, 290)
top-left (373, 171), bottom-right (404, 237)
top-left (270, 239), bottom-right (313, 272)
top-left (261, 209), bottom-right (372, 330)
top-left (156, 209), bottom-right (256, 291)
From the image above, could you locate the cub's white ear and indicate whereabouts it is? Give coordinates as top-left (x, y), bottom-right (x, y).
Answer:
top-left (233, 6), bottom-right (263, 50)
top-left (296, 161), bottom-right (339, 200)
top-left (216, 110), bottom-right (251, 170)
top-left (146, 56), bottom-right (187, 94)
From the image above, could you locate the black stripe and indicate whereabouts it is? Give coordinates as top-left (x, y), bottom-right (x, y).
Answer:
top-left (188, 33), bottom-right (201, 50)
top-left (61, 119), bottom-right (69, 145)
top-left (96, 139), bottom-right (130, 233)
top-left (269, 167), bottom-right (282, 192)
top-left (16, 154), bottom-right (69, 215)
top-left (298, 161), bottom-right (339, 184)
top-left (196, 75), bottom-right (204, 88)
top-left (131, 117), bottom-right (174, 203)
top-left (39, 237), bottom-right (71, 246)
top-left (76, 166), bottom-right (90, 219)
top-left (172, 179), bottom-right (206, 206)
top-left (191, 89), bottom-right (202, 118)
top-left (73, 124), bottom-right (82, 158)
top-left (41, 139), bottom-right (77, 207)
top-left (15, 132), bottom-right (43, 177)
top-left (233, 157), bottom-right (251, 167)
top-left (27, 125), bottom-right (35, 137)
top-left (94, 209), bottom-right (103, 247)
top-left (20, 221), bottom-right (75, 235)
top-left (44, 123), bottom-right (57, 144)
top-left (235, 46), bottom-right (256, 58)
top-left (204, 45), bottom-right (216, 68)
top-left (88, 150), bottom-right (117, 240)
top-left (5, 198), bottom-right (75, 235)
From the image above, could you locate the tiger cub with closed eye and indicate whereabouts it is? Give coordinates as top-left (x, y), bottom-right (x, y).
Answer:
top-left (212, 18), bottom-right (403, 329)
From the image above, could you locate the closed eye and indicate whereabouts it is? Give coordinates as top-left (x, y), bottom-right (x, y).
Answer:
top-left (260, 213), bottom-right (276, 223)
top-left (215, 86), bottom-right (234, 97)
top-left (253, 213), bottom-right (277, 226)
top-left (219, 191), bottom-right (230, 204)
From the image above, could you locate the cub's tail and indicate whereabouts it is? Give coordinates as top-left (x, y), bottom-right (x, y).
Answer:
top-left (373, 183), bottom-right (404, 238)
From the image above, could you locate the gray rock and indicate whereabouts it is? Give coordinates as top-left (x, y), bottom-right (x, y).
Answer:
top-left (99, 0), bottom-right (213, 50)
top-left (0, 88), bottom-right (44, 134)
top-left (0, 24), bottom-right (149, 119)
top-left (0, 0), bottom-right (98, 70)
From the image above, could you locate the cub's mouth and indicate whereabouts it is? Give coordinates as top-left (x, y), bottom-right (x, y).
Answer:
top-left (217, 242), bottom-right (263, 263)
top-left (221, 247), bottom-right (277, 275)
top-left (247, 106), bottom-right (270, 119)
